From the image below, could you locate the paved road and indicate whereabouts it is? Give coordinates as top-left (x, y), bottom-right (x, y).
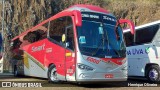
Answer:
top-left (0, 74), bottom-right (159, 90)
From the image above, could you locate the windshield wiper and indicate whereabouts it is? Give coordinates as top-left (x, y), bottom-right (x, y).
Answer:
top-left (91, 24), bottom-right (105, 56)
top-left (105, 29), bottom-right (120, 57)
top-left (91, 37), bottom-right (105, 56)
top-left (91, 24), bottom-right (121, 57)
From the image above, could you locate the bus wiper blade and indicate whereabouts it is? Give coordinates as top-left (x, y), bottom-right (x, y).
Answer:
top-left (105, 30), bottom-right (120, 57)
top-left (113, 49), bottom-right (120, 57)
top-left (91, 38), bottom-right (104, 56)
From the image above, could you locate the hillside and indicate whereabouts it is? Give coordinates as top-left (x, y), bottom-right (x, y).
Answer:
top-left (0, 0), bottom-right (160, 71)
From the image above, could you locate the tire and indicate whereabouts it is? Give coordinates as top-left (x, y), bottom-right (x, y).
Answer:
top-left (13, 66), bottom-right (18, 77)
top-left (146, 65), bottom-right (160, 82)
top-left (47, 65), bottom-right (59, 83)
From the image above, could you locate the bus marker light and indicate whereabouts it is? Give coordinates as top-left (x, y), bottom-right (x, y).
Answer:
top-left (72, 53), bottom-right (75, 57)
top-left (66, 53), bottom-right (72, 57)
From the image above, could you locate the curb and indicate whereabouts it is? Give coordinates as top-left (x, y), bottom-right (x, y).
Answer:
top-left (0, 73), bottom-right (14, 76)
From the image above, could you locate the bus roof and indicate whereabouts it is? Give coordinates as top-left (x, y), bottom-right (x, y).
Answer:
top-left (64, 4), bottom-right (109, 14)
top-left (123, 20), bottom-right (160, 33)
top-left (11, 4), bottom-right (110, 42)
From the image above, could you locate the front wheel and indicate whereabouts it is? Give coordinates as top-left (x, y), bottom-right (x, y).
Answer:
top-left (48, 65), bottom-right (60, 83)
top-left (146, 65), bottom-right (160, 82)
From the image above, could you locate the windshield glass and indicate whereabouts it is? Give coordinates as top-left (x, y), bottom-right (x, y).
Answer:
top-left (77, 12), bottom-right (126, 58)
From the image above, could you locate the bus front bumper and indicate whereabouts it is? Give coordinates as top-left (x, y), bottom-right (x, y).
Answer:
top-left (76, 72), bottom-right (127, 82)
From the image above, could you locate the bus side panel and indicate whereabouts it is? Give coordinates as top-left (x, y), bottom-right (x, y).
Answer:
top-left (127, 44), bottom-right (159, 77)
top-left (65, 49), bottom-right (76, 81)
top-left (45, 39), bottom-right (66, 80)
top-left (23, 39), bottom-right (66, 79)
top-left (23, 52), bottom-right (48, 78)
top-left (127, 45), bottom-right (149, 76)
top-left (128, 57), bottom-right (147, 76)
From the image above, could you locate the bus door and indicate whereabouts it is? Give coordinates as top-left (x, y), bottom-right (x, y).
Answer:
top-left (48, 16), bottom-right (76, 81)
top-left (64, 25), bottom-right (76, 81)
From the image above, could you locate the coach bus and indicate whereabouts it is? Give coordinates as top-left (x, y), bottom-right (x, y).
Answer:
top-left (124, 20), bottom-right (160, 82)
top-left (11, 4), bottom-right (134, 83)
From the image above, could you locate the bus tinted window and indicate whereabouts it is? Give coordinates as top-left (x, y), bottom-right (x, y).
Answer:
top-left (66, 17), bottom-right (74, 51)
top-left (66, 25), bottom-right (74, 51)
top-left (23, 23), bottom-right (48, 43)
top-left (124, 32), bottom-right (134, 47)
top-left (135, 24), bottom-right (159, 45)
top-left (49, 17), bottom-right (66, 44)
top-left (49, 16), bottom-right (74, 50)
top-left (11, 38), bottom-right (22, 50)
top-left (153, 25), bottom-right (160, 42)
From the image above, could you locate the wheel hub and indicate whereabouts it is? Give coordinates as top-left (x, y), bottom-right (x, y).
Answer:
top-left (50, 68), bottom-right (58, 81)
top-left (149, 69), bottom-right (158, 81)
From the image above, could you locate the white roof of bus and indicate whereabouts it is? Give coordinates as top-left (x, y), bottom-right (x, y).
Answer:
top-left (123, 20), bottom-right (160, 33)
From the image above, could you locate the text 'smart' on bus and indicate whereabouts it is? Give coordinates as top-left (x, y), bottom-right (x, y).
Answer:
top-left (10, 4), bottom-right (134, 83)
top-left (124, 20), bottom-right (160, 82)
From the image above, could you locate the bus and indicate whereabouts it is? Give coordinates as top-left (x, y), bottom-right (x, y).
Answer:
top-left (11, 4), bottom-right (134, 83)
top-left (124, 20), bottom-right (160, 82)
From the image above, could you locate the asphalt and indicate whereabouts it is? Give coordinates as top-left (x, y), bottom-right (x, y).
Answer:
top-left (0, 73), bottom-right (159, 87)
top-left (0, 73), bottom-right (14, 78)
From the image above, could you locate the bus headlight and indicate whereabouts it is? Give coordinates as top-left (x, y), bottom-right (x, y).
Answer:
top-left (77, 63), bottom-right (94, 71)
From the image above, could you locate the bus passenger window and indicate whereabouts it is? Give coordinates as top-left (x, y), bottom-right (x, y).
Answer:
top-left (23, 22), bottom-right (48, 43)
top-left (152, 24), bottom-right (160, 42)
top-left (124, 32), bottom-right (134, 47)
top-left (135, 24), bottom-right (159, 45)
top-left (66, 25), bottom-right (74, 51)
top-left (65, 17), bottom-right (75, 51)
top-left (23, 30), bottom-right (47, 43)
top-left (49, 17), bottom-right (66, 45)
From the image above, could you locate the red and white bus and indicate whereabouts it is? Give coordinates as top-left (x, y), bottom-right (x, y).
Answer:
top-left (11, 4), bottom-right (134, 83)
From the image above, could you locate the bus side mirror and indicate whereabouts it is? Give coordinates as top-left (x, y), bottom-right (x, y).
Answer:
top-left (72, 10), bottom-right (82, 27)
top-left (118, 19), bottom-right (135, 35)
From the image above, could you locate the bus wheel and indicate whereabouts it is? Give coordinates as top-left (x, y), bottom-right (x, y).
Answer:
top-left (14, 66), bottom-right (18, 77)
top-left (146, 65), bottom-right (160, 82)
top-left (48, 65), bottom-right (59, 83)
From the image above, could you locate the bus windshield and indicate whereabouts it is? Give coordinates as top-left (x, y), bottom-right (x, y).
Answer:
top-left (77, 19), bottom-right (126, 58)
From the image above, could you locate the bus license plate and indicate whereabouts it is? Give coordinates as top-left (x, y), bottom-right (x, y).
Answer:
top-left (105, 74), bottom-right (114, 78)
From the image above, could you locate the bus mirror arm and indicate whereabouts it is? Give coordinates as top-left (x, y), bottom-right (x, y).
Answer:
top-left (118, 19), bottom-right (135, 35)
top-left (65, 42), bottom-right (70, 48)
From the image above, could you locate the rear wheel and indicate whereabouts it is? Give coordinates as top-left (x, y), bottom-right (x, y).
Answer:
top-left (48, 65), bottom-right (59, 83)
top-left (146, 65), bottom-right (160, 82)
